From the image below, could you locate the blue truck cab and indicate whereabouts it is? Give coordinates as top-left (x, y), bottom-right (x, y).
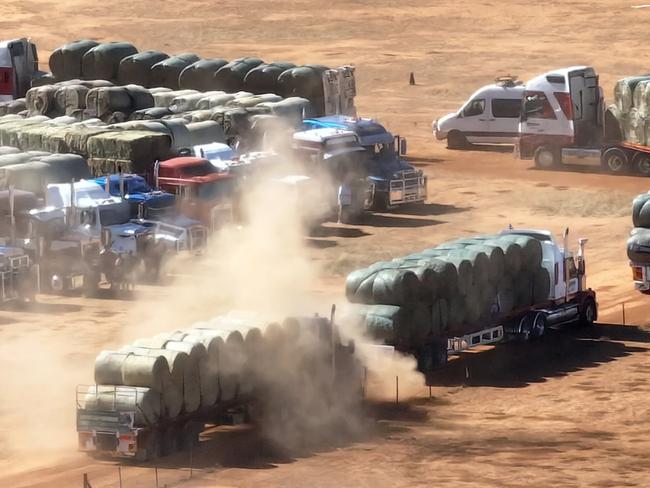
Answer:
top-left (94, 174), bottom-right (176, 219)
top-left (302, 116), bottom-right (427, 209)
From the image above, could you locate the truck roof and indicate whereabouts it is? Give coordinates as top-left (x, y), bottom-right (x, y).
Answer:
top-left (46, 180), bottom-right (121, 208)
top-left (525, 66), bottom-right (594, 92)
top-left (304, 116), bottom-right (393, 145)
top-left (293, 128), bottom-right (358, 143)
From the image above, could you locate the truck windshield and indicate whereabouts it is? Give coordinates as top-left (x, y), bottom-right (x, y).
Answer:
top-left (98, 203), bottom-right (131, 226)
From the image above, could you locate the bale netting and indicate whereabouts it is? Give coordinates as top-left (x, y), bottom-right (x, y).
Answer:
top-left (355, 304), bottom-right (431, 345)
top-left (628, 228), bottom-right (650, 264)
top-left (49, 40), bottom-right (99, 80)
top-left (84, 385), bottom-right (161, 426)
top-left (243, 62), bottom-right (296, 95)
top-left (150, 54), bottom-right (201, 90)
top-left (82, 42), bottom-right (138, 81)
top-left (118, 50), bottom-right (169, 87)
top-left (179, 59), bottom-right (229, 91)
top-left (614, 75), bottom-right (650, 113)
top-left (213, 57), bottom-right (265, 93)
top-left (276, 65), bottom-right (329, 115)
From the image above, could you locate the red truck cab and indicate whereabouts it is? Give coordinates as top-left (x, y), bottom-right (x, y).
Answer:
top-left (154, 157), bottom-right (234, 231)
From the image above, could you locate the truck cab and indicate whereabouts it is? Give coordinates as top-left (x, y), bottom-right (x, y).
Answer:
top-left (0, 38), bottom-right (39, 102)
top-left (193, 142), bottom-right (237, 172)
top-left (303, 116), bottom-right (427, 210)
top-left (154, 157), bottom-right (235, 231)
top-left (94, 174), bottom-right (176, 219)
top-left (517, 66), bottom-right (604, 169)
top-left (292, 128), bottom-right (372, 219)
top-left (433, 77), bottom-right (525, 148)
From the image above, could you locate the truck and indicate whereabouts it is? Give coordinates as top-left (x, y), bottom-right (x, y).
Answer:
top-left (352, 227), bottom-right (598, 372)
top-left (515, 66), bottom-right (650, 175)
top-left (76, 312), bottom-right (360, 461)
top-left (153, 157), bottom-right (235, 231)
top-left (94, 174), bottom-right (208, 256)
top-left (0, 38), bottom-right (40, 102)
top-left (291, 128), bottom-right (373, 222)
top-left (43, 181), bottom-right (165, 288)
top-left (0, 245), bottom-right (35, 303)
top-left (303, 116), bottom-right (427, 210)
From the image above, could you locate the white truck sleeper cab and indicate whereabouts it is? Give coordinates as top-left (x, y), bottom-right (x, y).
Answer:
top-left (433, 78), bottom-right (524, 148)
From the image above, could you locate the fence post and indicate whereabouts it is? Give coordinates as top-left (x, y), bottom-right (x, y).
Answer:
top-left (622, 302), bottom-right (626, 325)
top-left (155, 466), bottom-right (159, 488)
top-left (189, 446), bottom-right (193, 479)
top-left (83, 473), bottom-right (92, 488)
top-left (395, 375), bottom-right (399, 405)
top-left (118, 466), bottom-right (123, 488)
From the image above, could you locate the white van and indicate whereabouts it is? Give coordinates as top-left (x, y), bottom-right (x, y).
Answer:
top-left (0, 38), bottom-right (39, 102)
top-left (433, 78), bottom-right (525, 148)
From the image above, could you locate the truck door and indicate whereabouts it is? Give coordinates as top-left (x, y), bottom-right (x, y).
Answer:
top-left (489, 98), bottom-right (522, 143)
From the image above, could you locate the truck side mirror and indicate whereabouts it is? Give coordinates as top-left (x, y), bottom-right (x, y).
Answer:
top-left (399, 138), bottom-right (407, 156)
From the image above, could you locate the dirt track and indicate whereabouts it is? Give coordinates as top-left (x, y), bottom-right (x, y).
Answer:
top-left (2, 0), bottom-right (650, 486)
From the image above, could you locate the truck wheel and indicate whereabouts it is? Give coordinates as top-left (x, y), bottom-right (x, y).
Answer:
top-left (534, 145), bottom-right (558, 169)
top-left (447, 131), bottom-right (468, 150)
top-left (579, 297), bottom-right (597, 327)
top-left (601, 147), bottom-right (629, 174)
top-left (161, 425), bottom-right (179, 456)
top-left (530, 312), bottom-right (547, 340)
top-left (82, 273), bottom-right (100, 298)
top-left (372, 191), bottom-right (389, 211)
top-left (633, 152), bottom-right (650, 176)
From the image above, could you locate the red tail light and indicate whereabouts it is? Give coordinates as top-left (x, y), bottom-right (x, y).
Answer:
top-left (633, 266), bottom-right (643, 281)
top-left (0, 67), bottom-right (13, 96)
top-left (554, 92), bottom-right (573, 120)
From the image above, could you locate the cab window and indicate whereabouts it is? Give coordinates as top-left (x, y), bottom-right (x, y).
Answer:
top-left (462, 99), bottom-right (485, 117)
top-left (492, 98), bottom-right (521, 118)
top-left (523, 91), bottom-right (556, 119)
top-left (567, 257), bottom-right (578, 279)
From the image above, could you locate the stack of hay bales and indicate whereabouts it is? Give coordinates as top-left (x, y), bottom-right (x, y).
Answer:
top-left (179, 59), bottom-right (229, 91)
top-left (49, 40), bottom-right (100, 81)
top-left (0, 147), bottom-right (90, 195)
top-left (627, 191), bottom-right (650, 264)
top-left (81, 42), bottom-right (139, 82)
top-left (89, 312), bottom-right (350, 427)
top-left (608, 75), bottom-right (650, 144)
top-left (346, 233), bottom-right (551, 347)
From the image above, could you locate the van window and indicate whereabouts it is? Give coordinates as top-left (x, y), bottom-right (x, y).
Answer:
top-left (462, 99), bottom-right (485, 117)
top-left (492, 99), bottom-right (521, 118)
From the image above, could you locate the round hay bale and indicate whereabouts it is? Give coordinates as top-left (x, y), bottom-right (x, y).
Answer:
top-left (448, 248), bottom-right (490, 287)
top-left (164, 340), bottom-right (205, 413)
top-left (496, 277), bottom-right (515, 315)
top-left (360, 304), bottom-right (430, 346)
top-left (213, 57), bottom-right (265, 92)
top-left (179, 59), bottom-right (229, 91)
top-left (466, 243), bottom-right (505, 283)
top-left (514, 273), bottom-right (534, 308)
top-left (258, 96), bottom-right (314, 123)
top-left (118, 50), bottom-right (169, 87)
top-left (85, 385), bottom-right (161, 426)
top-left (633, 192), bottom-right (650, 227)
top-left (346, 266), bottom-right (379, 303)
top-left (152, 89), bottom-right (198, 108)
top-left (82, 42), bottom-right (138, 81)
top-left (124, 84), bottom-right (154, 111)
top-left (371, 268), bottom-right (420, 305)
top-left (181, 329), bottom-right (223, 407)
top-left (169, 91), bottom-right (222, 113)
top-left (94, 351), bottom-right (130, 385)
top-left (447, 295), bottom-right (466, 331)
top-left (243, 62), bottom-right (296, 94)
top-left (55, 84), bottom-right (89, 115)
top-left (51, 40), bottom-right (99, 80)
top-left (195, 93), bottom-right (231, 110)
top-left (38, 153), bottom-right (90, 182)
top-left (627, 228), bottom-right (650, 264)
top-left (86, 86), bottom-right (133, 117)
top-left (394, 262), bottom-right (438, 303)
top-left (276, 65), bottom-right (329, 115)
top-left (532, 267), bottom-right (551, 303)
top-left (431, 299), bottom-right (449, 337)
top-left (121, 354), bottom-right (170, 392)
top-left (498, 235), bottom-right (543, 271)
top-left (462, 285), bottom-right (482, 328)
top-left (614, 75), bottom-right (650, 113)
top-left (443, 255), bottom-right (476, 295)
top-left (483, 238), bottom-right (522, 275)
top-left (150, 54), bottom-right (201, 90)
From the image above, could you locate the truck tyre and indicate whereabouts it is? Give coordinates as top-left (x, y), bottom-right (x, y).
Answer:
top-left (82, 272), bottom-right (100, 298)
top-left (533, 145), bottom-right (558, 169)
top-left (601, 147), bottom-right (629, 174)
top-left (372, 191), bottom-right (389, 211)
top-left (632, 152), bottom-right (650, 176)
top-left (530, 312), bottom-right (547, 340)
top-left (579, 297), bottom-right (597, 327)
top-left (447, 131), bottom-right (468, 150)
top-left (161, 425), bottom-right (179, 456)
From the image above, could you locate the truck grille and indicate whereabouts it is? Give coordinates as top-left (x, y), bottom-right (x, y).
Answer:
top-left (96, 432), bottom-right (118, 451)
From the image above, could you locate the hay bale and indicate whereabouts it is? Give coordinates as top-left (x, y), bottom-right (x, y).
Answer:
top-left (276, 65), bottom-right (330, 115)
top-left (84, 385), bottom-right (161, 426)
top-left (623, 108), bottom-right (646, 145)
top-left (0, 161), bottom-right (54, 194)
top-left (226, 93), bottom-right (283, 108)
top-left (498, 235), bottom-right (542, 272)
top-left (38, 153), bottom-right (90, 181)
top-left (533, 267), bottom-right (551, 303)
top-left (483, 238), bottom-right (522, 275)
top-left (179, 59), bottom-right (229, 91)
top-left (358, 304), bottom-right (431, 345)
top-left (448, 248), bottom-right (490, 287)
top-left (465, 244), bottom-right (505, 283)
top-left (614, 75), bottom-right (650, 113)
top-left (628, 228), bottom-right (650, 263)
top-left (130, 107), bottom-right (173, 120)
top-left (243, 62), bottom-right (296, 94)
top-left (152, 89), bottom-right (198, 108)
top-left (496, 277), bottom-right (515, 315)
top-left (632, 192), bottom-right (650, 227)
top-left (82, 42), bottom-right (138, 81)
top-left (514, 273), bottom-right (534, 308)
top-left (26, 86), bottom-right (60, 116)
top-left (85, 86), bottom-right (133, 118)
top-left (118, 50), bottom-right (169, 86)
top-left (443, 255), bottom-right (474, 295)
top-left (50, 40), bottom-right (99, 80)
top-left (164, 340), bottom-right (204, 413)
top-left (431, 299), bottom-right (449, 337)
top-left (447, 295), bottom-right (466, 330)
top-left (0, 146), bottom-right (20, 155)
top-left (86, 130), bottom-right (172, 173)
top-left (258, 97), bottom-right (314, 124)
top-left (150, 54), bottom-right (201, 90)
top-left (124, 84), bottom-right (154, 111)
top-left (63, 125), bottom-right (112, 157)
top-left (213, 57), bottom-right (265, 92)
top-left (169, 91), bottom-right (222, 113)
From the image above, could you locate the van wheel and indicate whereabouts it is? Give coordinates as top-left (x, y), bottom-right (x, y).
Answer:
top-left (579, 298), bottom-right (596, 327)
top-left (447, 131), bottom-right (468, 150)
top-left (534, 146), bottom-right (558, 169)
top-left (601, 147), bottom-right (628, 174)
top-left (632, 152), bottom-right (650, 176)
